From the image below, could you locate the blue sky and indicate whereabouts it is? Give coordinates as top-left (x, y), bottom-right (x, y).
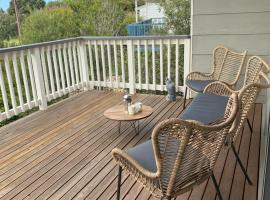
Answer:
top-left (0, 0), bottom-right (53, 11)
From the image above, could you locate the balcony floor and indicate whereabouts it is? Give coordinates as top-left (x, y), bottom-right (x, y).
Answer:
top-left (0, 91), bottom-right (261, 200)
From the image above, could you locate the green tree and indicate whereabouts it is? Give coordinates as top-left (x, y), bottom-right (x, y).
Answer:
top-left (65, 0), bottom-right (136, 36)
top-left (160, 0), bottom-right (190, 35)
top-left (118, 0), bottom-right (145, 12)
top-left (21, 7), bottom-right (80, 44)
top-left (8, 0), bottom-right (46, 16)
top-left (46, 1), bottom-right (68, 9)
top-left (0, 10), bottom-right (17, 41)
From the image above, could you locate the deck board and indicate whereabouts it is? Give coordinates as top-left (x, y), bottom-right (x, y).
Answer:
top-left (0, 90), bottom-right (261, 200)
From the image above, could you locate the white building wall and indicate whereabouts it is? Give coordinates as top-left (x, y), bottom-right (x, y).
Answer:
top-left (137, 3), bottom-right (165, 21)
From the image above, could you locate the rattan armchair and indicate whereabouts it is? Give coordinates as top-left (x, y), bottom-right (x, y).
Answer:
top-left (184, 46), bottom-right (247, 108)
top-left (204, 56), bottom-right (270, 184)
top-left (112, 93), bottom-right (239, 200)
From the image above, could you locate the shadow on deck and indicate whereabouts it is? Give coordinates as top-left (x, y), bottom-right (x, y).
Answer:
top-left (0, 90), bottom-right (261, 200)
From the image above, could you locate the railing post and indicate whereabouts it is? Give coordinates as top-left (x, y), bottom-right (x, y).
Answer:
top-left (31, 48), bottom-right (47, 110)
top-left (183, 39), bottom-right (191, 98)
top-left (78, 40), bottom-right (90, 90)
top-left (127, 40), bottom-right (136, 94)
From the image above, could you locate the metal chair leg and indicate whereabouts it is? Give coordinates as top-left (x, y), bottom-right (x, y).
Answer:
top-left (117, 166), bottom-right (122, 200)
top-left (183, 86), bottom-right (187, 109)
top-left (231, 144), bottom-right (253, 185)
top-left (211, 174), bottom-right (223, 200)
top-left (247, 118), bottom-right (253, 133)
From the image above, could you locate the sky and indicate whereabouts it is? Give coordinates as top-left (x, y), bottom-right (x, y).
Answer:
top-left (0, 0), bottom-right (53, 11)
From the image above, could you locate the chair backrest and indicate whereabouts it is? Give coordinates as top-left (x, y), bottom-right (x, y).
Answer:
top-left (152, 93), bottom-right (238, 197)
top-left (212, 46), bottom-right (246, 87)
top-left (244, 56), bottom-right (270, 86)
top-left (231, 57), bottom-right (270, 143)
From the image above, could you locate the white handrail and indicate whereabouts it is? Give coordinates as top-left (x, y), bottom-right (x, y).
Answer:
top-left (0, 35), bottom-right (191, 122)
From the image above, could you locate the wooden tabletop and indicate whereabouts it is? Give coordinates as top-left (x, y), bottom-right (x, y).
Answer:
top-left (103, 105), bottom-right (153, 121)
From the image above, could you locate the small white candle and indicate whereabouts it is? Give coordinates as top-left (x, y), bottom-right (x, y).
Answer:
top-left (128, 105), bottom-right (135, 115)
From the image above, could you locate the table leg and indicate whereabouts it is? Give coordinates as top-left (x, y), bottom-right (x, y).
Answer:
top-left (118, 121), bottom-right (121, 134)
top-left (130, 121), bottom-right (140, 135)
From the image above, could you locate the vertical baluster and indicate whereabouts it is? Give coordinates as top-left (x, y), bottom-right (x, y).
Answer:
top-left (94, 40), bottom-right (101, 89)
top-left (4, 54), bottom-right (17, 114)
top-left (20, 51), bottom-right (31, 108)
top-left (160, 39), bottom-right (164, 91)
top-left (52, 45), bottom-right (61, 95)
top-left (68, 43), bottom-right (76, 90)
top-left (127, 40), bottom-right (135, 94)
top-left (72, 42), bottom-right (80, 87)
top-left (120, 40), bottom-right (126, 88)
top-left (137, 40), bottom-right (141, 90)
top-left (0, 61), bottom-right (10, 118)
top-left (27, 50), bottom-right (38, 105)
top-left (100, 40), bottom-right (106, 88)
top-left (175, 39), bottom-right (179, 92)
top-left (46, 46), bottom-right (56, 98)
top-left (87, 41), bottom-right (95, 89)
top-left (152, 40), bottom-right (156, 90)
top-left (12, 52), bottom-right (24, 112)
top-left (78, 41), bottom-right (89, 91)
top-left (107, 40), bottom-right (113, 88)
top-left (184, 39), bottom-right (191, 98)
top-left (77, 41), bottom-right (84, 84)
top-left (31, 47), bottom-right (47, 110)
top-left (144, 40), bottom-right (149, 90)
top-left (167, 39), bottom-right (171, 79)
top-left (57, 44), bottom-right (66, 94)
top-left (40, 47), bottom-right (50, 100)
top-left (113, 40), bottom-right (119, 88)
top-left (63, 43), bottom-right (71, 92)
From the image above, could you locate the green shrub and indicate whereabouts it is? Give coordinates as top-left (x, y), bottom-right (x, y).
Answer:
top-left (21, 7), bottom-right (80, 44)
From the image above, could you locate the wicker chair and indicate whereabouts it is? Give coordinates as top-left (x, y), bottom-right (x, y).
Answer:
top-left (112, 93), bottom-right (239, 200)
top-left (204, 56), bottom-right (270, 184)
top-left (184, 46), bottom-right (247, 108)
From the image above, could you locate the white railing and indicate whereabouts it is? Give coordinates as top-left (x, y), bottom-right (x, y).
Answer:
top-left (0, 35), bottom-right (190, 122)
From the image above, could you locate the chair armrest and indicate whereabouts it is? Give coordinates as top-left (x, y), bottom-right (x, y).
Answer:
top-left (204, 81), bottom-right (235, 97)
top-left (186, 71), bottom-right (213, 81)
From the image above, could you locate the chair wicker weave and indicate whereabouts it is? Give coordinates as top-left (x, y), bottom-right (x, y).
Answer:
top-left (183, 46), bottom-right (247, 108)
top-left (112, 93), bottom-right (239, 200)
top-left (205, 56), bottom-right (270, 143)
top-left (204, 56), bottom-right (270, 184)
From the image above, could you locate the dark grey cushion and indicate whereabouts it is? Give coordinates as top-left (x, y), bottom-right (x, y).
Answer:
top-left (186, 79), bottom-right (216, 92)
top-left (127, 140), bottom-right (157, 172)
top-left (127, 140), bottom-right (210, 177)
top-left (179, 93), bottom-right (229, 124)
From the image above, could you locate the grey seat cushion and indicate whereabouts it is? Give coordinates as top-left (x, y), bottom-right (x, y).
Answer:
top-left (186, 79), bottom-right (216, 92)
top-left (179, 93), bottom-right (229, 124)
top-left (127, 140), bottom-right (157, 172)
top-left (127, 140), bottom-right (211, 177)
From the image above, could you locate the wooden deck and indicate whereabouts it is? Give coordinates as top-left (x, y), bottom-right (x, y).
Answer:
top-left (0, 91), bottom-right (261, 200)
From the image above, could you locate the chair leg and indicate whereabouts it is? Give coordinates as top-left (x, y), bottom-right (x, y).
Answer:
top-left (166, 196), bottom-right (172, 200)
top-left (183, 86), bottom-right (188, 109)
top-left (117, 166), bottom-right (122, 200)
top-left (231, 144), bottom-right (253, 185)
top-left (211, 174), bottom-right (223, 200)
top-left (247, 118), bottom-right (253, 133)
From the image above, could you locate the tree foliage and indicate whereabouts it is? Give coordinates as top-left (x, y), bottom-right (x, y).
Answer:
top-left (8, 0), bottom-right (46, 16)
top-left (21, 7), bottom-right (80, 44)
top-left (160, 0), bottom-right (190, 35)
top-left (0, 10), bottom-right (17, 41)
top-left (65, 0), bottom-right (138, 36)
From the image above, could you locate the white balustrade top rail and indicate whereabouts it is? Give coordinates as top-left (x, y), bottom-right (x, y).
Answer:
top-left (0, 35), bottom-right (191, 122)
